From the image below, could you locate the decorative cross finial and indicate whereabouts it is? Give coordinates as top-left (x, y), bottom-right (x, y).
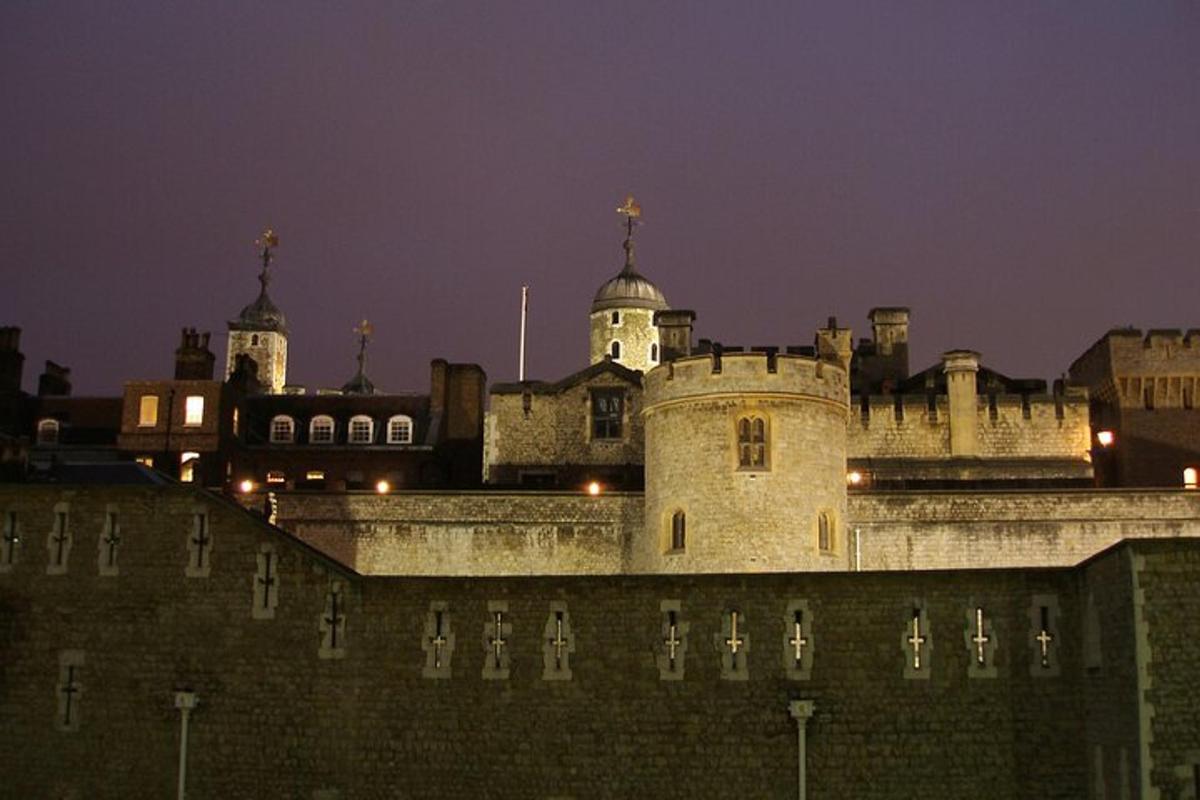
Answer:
top-left (254, 228), bottom-right (280, 290)
top-left (616, 194), bottom-right (642, 273)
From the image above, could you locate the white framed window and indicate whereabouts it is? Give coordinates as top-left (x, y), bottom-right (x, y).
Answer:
top-left (611, 311), bottom-right (620, 325)
top-left (184, 396), bottom-right (204, 426)
top-left (269, 415), bottom-right (295, 444)
top-left (310, 416), bottom-right (335, 444)
top-left (138, 395), bottom-right (159, 427)
top-left (387, 415), bottom-right (414, 444)
top-left (180, 452), bottom-right (200, 483)
top-left (36, 418), bottom-right (60, 445)
top-left (349, 415), bottom-right (374, 444)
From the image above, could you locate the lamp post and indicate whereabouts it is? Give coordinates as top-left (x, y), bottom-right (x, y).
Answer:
top-left (789, 700), bottom-right (815, 800)
top-left (174, 690), bottom-right (198, 800)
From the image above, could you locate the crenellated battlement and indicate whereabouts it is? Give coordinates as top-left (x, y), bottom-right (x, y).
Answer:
top-left (644, 351), bottom-right (849, 412)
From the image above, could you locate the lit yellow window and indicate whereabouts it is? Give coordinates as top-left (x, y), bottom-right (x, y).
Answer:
top-left (138, 395), bottom-right (159, 427)
top-left (1185, 467), bottom-right (1198, 490)
top-left (184, 396), bottom-right (204, 426)
top-left (135, 455), bottom-right (154, 468)
top-left (180, 452), bottom-right (200, 483)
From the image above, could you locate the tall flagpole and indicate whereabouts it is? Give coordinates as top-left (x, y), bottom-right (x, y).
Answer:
top-left (518, 285), bottom-right (529, 382)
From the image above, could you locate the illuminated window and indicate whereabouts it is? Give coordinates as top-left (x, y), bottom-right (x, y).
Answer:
top-left (310, 416), bottom-right (334, 444)
top-left (134, 455), bottom-right (154, 468)
top-left (818, 512), bottom-right (833, 552)
top-left (138, 395), bottom-right (159, 427)
top-left (1185, 467), bottom-right (1198, 490)
top-left (36, 418), bottom-right (60, 445)
top-left (610, 340), bottom-right (621, 360)
top-left (184, 396), bottom-right (204, 426)
top-left (387, 415), bottom-right (413, 444)
top-left (349, 415), bottom-right (373, 444)
top-left (591, 390), bottom-right (623, 439)
top-left (669, 510), bottom-right (686, 552)
top-left (266, 471), bottom-right (286, 484)
top-left (232, 407), bottom-right (240, 436)
top-left (180, 452), bottom-right (200, 483)
top-left (270, 415), bottom-right (295, 444)
top-left (305, 470), bottom-right (326, 481)
top-left (737, 416), bottom-right (768, 469)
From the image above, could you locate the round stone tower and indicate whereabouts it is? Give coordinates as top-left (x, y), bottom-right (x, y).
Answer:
top-left (637, 350), bottom-right (851, 573)
top-left (590, 197), bottom-right (669, 373)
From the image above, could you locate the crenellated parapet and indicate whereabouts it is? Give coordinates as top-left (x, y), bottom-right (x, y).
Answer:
top-left (644, 350), bottom-right (850, 415)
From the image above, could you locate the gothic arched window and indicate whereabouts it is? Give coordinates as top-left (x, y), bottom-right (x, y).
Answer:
top-left (611, 340), bottom-right (621, 360)
top-left (737, 416), bottom-right (767, 469)
top-left (669, 510), bottom-right (686, 552)
top-left (818, 511), bottom-right (833, 552)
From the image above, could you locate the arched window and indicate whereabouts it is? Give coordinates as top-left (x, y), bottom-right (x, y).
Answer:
top-left (309, 415), bottom-right (335, 444)
top-left (387, 415), bottom-right (413, 444)
top-left (269, 415), bottom-right (295, 444)
top-left (611, 311), bottom-right (620, 325)
top-left (610, 340), bottom-right (621, 360)
top-left (737, 416), bottom-right (767, 469)
top-left (818, 512), bottom-right (833, 552)
top-left (36, 418), bottom-right (60, 445)
top-left (650, 343), bottom-right (659, 363)
top-left (349, 415), bottom-right (374, 444)
top-left (669, 510), bottom-right (686, 552)
top-left (250, 334), bottom-right (259, 346)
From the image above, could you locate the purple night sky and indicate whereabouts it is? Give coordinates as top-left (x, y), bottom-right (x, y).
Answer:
top-left (2, 3), bottom-right (1197, 396)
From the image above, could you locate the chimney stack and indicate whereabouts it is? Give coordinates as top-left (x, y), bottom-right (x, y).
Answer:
top-left (174, 328), bottom-right (216, 380)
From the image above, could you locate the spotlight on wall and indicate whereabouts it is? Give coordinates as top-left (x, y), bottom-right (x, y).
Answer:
top-left (376, 480), bottom-right (391, 494)
top-left (846, 470), bottom-right (864, 486)
top-left (1096, 430), bottom-right (1115, 448)
top-left (586, 481), bottom-right (602, 496)
top-left (238, 479), bottom-right (255, 494)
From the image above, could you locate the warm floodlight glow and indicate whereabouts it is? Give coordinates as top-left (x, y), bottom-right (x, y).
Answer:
top-left (238, 479), bottom-right (254, 494)
top-left (376, 480), bottom-right (391, 494)
top-left (1185, 467), bottom-right (1198, 490)
top-left (1096, 430), bottom-right (1115, 448)
top-left (846, 470), bottom-right (864, 486)
top-left (586, 481), bottom-right (602, 496)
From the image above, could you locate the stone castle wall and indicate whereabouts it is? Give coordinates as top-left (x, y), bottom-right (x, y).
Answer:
top-left (848, 393), bottom-right (1091, 462)
top-left (641, 352), bottom-right (850, 573)
top-left (9, 484), bottom-right (1199, 798)
top-left (242, 487), bottom-right (1200, 578)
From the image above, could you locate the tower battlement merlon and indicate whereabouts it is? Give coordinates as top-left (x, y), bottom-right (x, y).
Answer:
top-left (644, 351), bottom-right (849, 414)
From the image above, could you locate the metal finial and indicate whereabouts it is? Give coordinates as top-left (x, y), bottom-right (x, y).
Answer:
top-left (353, 318), bottom-right (372, 374)
top-left (254, 228), bottom-right (280, 288)
top-left (616, 195), bottom-right (642, 272)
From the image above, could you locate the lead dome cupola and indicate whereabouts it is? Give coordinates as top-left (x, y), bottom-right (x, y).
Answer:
top-left (591, 196), bottom-right (668, 313)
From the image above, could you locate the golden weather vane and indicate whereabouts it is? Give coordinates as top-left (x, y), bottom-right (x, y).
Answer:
top-left (616, 195), bottom-right (642, 269)
top-left (255, 227), bottom-right (280, 278)
top-left (354, 318), bottom-right (373, 341)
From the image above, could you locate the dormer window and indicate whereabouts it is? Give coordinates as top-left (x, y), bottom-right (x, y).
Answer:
top-left (269, 415), bottom-right (295, 444)
top-left (36, 418), bottom-right (60, 445)
top-left (310, 415), bottom-right (335, 444)
top-left (387, 415), bottom-right (414, 444)
top-left (349, 415), bottom-right (374, 444)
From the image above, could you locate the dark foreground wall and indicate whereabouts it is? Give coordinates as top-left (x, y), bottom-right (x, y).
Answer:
top-left (1, 485), bottom-right (1197, 799)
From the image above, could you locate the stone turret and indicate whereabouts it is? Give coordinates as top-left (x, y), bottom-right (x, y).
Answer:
top-left (589, 197), bottom-right (669, 373)
top-left (225, 230), bottom-right (288, 394)
top-left (943, 350), bottom-right (981, 456)
top-left (638, 349), bottom-right (850, 573)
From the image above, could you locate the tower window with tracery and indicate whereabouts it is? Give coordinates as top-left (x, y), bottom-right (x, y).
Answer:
top-left (737, 416), bottom-right (768, 469)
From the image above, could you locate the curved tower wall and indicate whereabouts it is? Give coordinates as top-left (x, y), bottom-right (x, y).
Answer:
top-left (589, 308), bottom-right (659, 373)
top-left (637, 352), bottom-right (850, 573)
top-left (226, 330), bottom-right (288, 394)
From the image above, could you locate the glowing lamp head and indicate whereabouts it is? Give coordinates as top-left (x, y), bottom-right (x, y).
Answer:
top-left (1096, 430), bottom-right (1115, 448)
top-left (238, 479), bottom-right (254, 494)
top-left (586, 481), bottom-right (602, 496)
top-left (375, 480), bottom-right (391, 494)
top-left (846, 470), bottom-right (864, 486)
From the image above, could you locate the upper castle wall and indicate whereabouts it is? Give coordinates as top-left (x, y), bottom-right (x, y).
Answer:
top-left (643, 351), bottom-right (849, 409)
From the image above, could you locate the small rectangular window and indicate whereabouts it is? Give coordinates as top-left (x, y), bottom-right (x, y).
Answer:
top-left (184, 396), bottom-right (204, 426)
top-left (266, 471), bottom-right (286, 484)
top-left (591, 390), bottom-right (623, 439)
top-left (305, 470), bottom-right (326, 481)
top-left (180, 452), bottom-right (200, 483)
top-left (134, 455), bottom-right (154, 468)
top-left (138, 395), bottom-right (159, 427)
